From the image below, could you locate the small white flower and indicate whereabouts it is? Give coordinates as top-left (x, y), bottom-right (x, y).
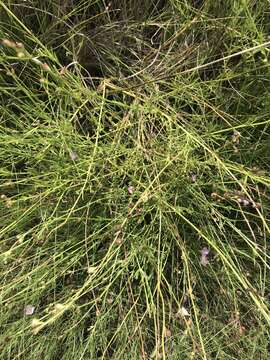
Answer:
top-left (242, 199), bottom-right (250, 206)
top-left (69, 151), bottom-right (78, 161)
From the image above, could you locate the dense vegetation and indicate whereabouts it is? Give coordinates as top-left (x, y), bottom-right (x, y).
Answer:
top-left (0, 1), bottom-right (270, 358)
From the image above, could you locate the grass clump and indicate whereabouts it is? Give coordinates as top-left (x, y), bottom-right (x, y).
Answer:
top-left (0, 0), bottom-right (270, 359)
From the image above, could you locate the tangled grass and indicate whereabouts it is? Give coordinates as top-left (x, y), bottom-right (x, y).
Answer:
top-left (0, 1), bottom-right (270, 358)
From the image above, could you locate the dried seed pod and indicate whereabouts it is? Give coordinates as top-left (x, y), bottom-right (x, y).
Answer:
top-left (232, 130), bottom-right (241, 144)
top-left (211, 192), bottom-right (219, 199)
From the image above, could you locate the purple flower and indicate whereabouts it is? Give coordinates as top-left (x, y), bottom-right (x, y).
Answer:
top-left (200, 247), bottom-right (210, 266)
top-left (24, 305), bottom-right (35, 316)
top-left (128, 186), bottom-right (134, 194)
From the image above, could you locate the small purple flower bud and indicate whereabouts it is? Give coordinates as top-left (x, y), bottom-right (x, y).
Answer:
top-left (200, 247), bottom-right (210, 266)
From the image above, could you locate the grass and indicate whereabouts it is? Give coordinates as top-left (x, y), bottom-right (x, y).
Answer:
top-left (0, 0), bottom-right (270, 358)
